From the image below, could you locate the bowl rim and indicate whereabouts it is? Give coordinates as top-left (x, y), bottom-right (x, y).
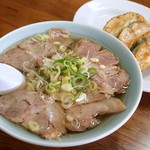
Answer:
top-left (0, 21), bottom-right (143, 147)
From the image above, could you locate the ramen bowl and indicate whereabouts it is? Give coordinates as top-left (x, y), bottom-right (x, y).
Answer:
top-left (0, 21), bottom-right (143, 147)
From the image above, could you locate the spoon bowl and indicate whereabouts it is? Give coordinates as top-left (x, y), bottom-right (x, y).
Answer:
top-left (0, 63), bottom-right (25, 95)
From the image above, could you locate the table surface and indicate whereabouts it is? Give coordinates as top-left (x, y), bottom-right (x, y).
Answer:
top-left (0, 0), bottom-right (150, 150)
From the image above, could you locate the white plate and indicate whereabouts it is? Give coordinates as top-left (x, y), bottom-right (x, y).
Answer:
top-left (73, 0), bottom-right (150, 92)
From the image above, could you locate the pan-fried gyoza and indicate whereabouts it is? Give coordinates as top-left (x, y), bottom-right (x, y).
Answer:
top-left (103, 12), bottom-right (150, 70)
top-left (0, 29), bottom-right (130, 139)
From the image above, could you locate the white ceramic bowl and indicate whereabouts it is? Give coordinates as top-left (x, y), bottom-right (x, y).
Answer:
top-left (0, 21), bottom-right (143, 147)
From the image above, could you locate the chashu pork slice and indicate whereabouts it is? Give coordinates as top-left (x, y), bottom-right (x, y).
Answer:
top-left (74, 38), bottom-right (129, 95)
top-left (92, 66), bottom-right (130, 95)
top-left (0, 38), bottom-right (56, 71)
top-left (74, 38), bottom-right (101, 58)
top-left (0, 28), bottom-right (74, 71)
top-left (0, 46), bottom-right (36, 71)
top-left (72, 88), bottom-right (110, 106)
top-left (0, 90), bottom-right (66, 139)
top-left (66, 97), bottom-right (126, 132)
top-left (48, 28), bottom-right (73, 48)
top-left (74, 38), bottom-right (119, 66)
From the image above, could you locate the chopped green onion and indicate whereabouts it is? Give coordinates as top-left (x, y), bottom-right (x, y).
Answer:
top-left (70, 58), bottom-right (79, 66)
top-left (45, 83), bottom-right (56, 94)
top-left (77, 60), bottom-right (84, 66)
top-left (43, 58), bottom-right (54, 67)
top-left (53, 41), bottom-right (60, 45)
top-left (35, 34), bottom-right (45, 42)
top-left (88, 80), bottom-right (97, 91)
top-left (97, 70), bottom-right (106, 79)
top-left (72, 91), bottom-right (81, 101)
top-left (61, 66), bottom-right (70, 73)
top-left (88, 67), bottom-right (97, 73)
top-left (63, 60), bottom-right (70, 66)
top-left (66, 115), bottom-right (74, 122)
top-left (52, 53), bottom-right (62, 60)
top-left (51, 68), bottom-right (58, 75)
top-left (99, 64), bottom-right (106, 69)
top-left (28, 121), bottom-right (40, 132)
top-left (88, 67), bottom-right (97, 78)
top-left (62, 76), bottom-right (71, 84)
top-left (61, 101), bottom-right (73, 109)
top-left (71, 88), bottom-right (77, 94)
top-left (72, 73), bottom-right (88, 91)
top-left (51, 66), bottom-right (61, 82)
top-left (25, 53), bottom-right (99, 105)
top-left (52, 67), bottom-right (58, 72)
top-left (60, 92), bottom-right (74, 103)
top-left (75, 92), bottom-right (87, 102)
top-left (90, 58), bottom-right (99, 63)
top-left (50, 81), bottom-right (61, 88)
top-left (71, 65), bottom-right (78, 72)
top-left (77, 57), bottom-right (87, 65)
top-left (54, 59), bottom-right (66, 64)
top-left (79, 65), bottom-right (88, 73)
top-left (61, 83), bottom-right (73, 92)
top-left (63, 52), bottom-right (68, 58)
top-left (69, 63), bottom-right (78, 73)
top-left (58, 44), bottom-right (66, 52)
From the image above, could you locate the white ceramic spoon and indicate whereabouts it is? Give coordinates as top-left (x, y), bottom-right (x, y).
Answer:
top-left (0, 63), bottom-right (25, 95)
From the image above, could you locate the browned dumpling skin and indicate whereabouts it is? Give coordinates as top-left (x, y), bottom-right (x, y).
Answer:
top-left (118, 22), bottom-right (150, 49)
top-left (103, 12), bottom-right (147, 37)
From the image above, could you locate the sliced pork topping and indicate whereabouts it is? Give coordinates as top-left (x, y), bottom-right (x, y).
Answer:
top-left (48, 28), bottom-right (73, 51)
top-left (19, 37), bottom-right (58, 67)
top-left (0, 38), bottom-right (57, 71)
top-left (0, 29), bottom-right (74, 71)
top-left (74, 38), bottom-right (101, 58)
top-left (95, 49), bottom-right (119, 66)
top-left (92, 67), bottom-right (130, 94)
top-left (48, 28), bottom-right (70, 39)
top-left (66, 97), bottom-right (126, 132)
top-left (19, 38), bottom-right (56, 59)
top-left (85, 88), bottom-right (109, 103)
top-left (74, 88), bottom-right (109, 105)
top-left (74, 38), bottom-right (119, 66)
top-left (0, 90), bottom-right (66, 139)
top-left (74, 38), bottom-right (129, 95)
top-left (0, 46), bottom-right (36, 70)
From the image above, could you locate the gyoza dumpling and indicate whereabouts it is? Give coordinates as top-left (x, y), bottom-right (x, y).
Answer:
top-left (133, 41), bottom-right (150, 70)
top-left (103, 12), bottom-right (147, 37)
top-left (118, 22), bottom-right (150, 49)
